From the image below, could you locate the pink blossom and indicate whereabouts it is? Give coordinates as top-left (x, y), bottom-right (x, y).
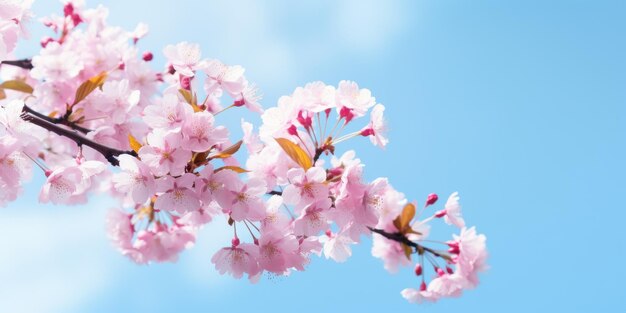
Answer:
top-left (181, 111), bottom-right (228, 152)
top-left (234, 84), bottom-right (263, 113)
top-left (203, 59), bottom-right (246, 96)
top-left (31, 42), bottom-right (83, 80)
top-left (214, 176), bottom-right (266, 221)
top-left (93, 79), bottom-right (141, 124)
top-left (282, 166), bottom-right (329, 210)
top-left (163, 42), bottom-right (202, 77)
top-left (361, 104), bottom-right (388, 148)
top-left (453, 227), bottom-right (488, 287)
top-left (442, 192), bottom-right (465, 228)
top-left (39, 166), bottom-right (83, 204)
top-left (138, 130), bottom-right (191, 176)
top-left (260, 195), bottom-right (290, 232)
top-left (371, 232), bottom-right (411, 273)
top-left (293, 198), bottom-right (332, 236)
top-left (321, 231), bottom-right (355, 263)
top-left (257, 230), bottom-right (300, 274)
top-left (142, 93), bottom-right (193, 131)
top-left (112, 154), bottom-right (155, 204)
top-left (211, 242), bottom-right (261, 279)
top-left (335, 80), bottom-right (375, 118)
top-left (134, 223), bottom-right (196, 263)
top-left (154, 173), bottom-right (200, 214)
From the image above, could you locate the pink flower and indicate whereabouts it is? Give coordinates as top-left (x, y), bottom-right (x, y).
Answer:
top-left (0, 136), bottom-right (30, 206)
top-left (31, 42), bottom-right (83, 80)
top-left (134, 223), bottom-right (196, 263)
top-left (234, 84), bottom-right (263, 113)
top-left (39, 166), bottom-right (83, 204)
top-left (454, 227), bottom-right (488, 287)
top-left (321, 231), bottom-right (355, 263)
top-left (112, 154), bottom-right (155, 204)
top-left (293, 198), bottom-right (332, 236)
top-left (203, 59), bottom-right (246, 96)
top-left (214, 176), bottom-right (266, 221)
top-left (181, 111), bottom-right (228, 152)
top-left (360, 104), bottom-right (388, 148)
top-left (257, 230), bottom-right (300, 274)
top-left (335, 80), bottom-right (375, 118)
top-left (142, 93), bottom-right (193, 131)
top-left (163, 41), bottom-right (202, 77)
top-left (282, 167), bottom-right (329, 210)
top-left (93, 79), bottom-right (141, 124)
top-left (260, 195), bottom-right (290, 232)
top-left (154, 174), bottom-right (200, 214)
top-left (371, 233), bottom-right (412, 273)
top-left (442, 192), bottom-right (465, 228)
top-left (138, 130), bottom-right (191, 176)
top-left (211, 242), bottom-right (261, 279)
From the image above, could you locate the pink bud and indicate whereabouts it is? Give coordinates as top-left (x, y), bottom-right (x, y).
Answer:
top-left (436, 267), bottom-right (445, 277)
top-left (253, 238), bottom-right (259, 245)
top-left (71, 13), bottom-right (83, 27)
top-left (167, 64), bottom-right (176, 75)
top-left (420, 281), bottom-right (427, 291)
top-left (63, 3), bottom-right (74, 17)
top-left (142, 51), bottom-right (153, 61)
top-left (448, 245), bottom-right (460, 254)
top-left (435, 209), bottom-right (446, 218)
top-left (233, 98), bottom-right (245, 107)
top-left (44, 170), bottom-right (52, 177)
top-left (117, 62), bottom-right (125, 70)
top-left (325, 108), bottom-right (332, 117)
top-left (231, 237), bottom-right (240, 247)
top-left (426, 193), bottom-right (438, 206)
top-left (446, 266), bottom-right (454, 274)
top-left (339, 106), bottom-right (354, 123)
top-left (287, 124), bottom-right (298, 136)
top-left (325, 230), bottom-right (332, 238)
top-left (360, 128), bottom-right (375, 137)
top-left (414, 263), bottom-right (423, 276)
top-left (297, 111), bottom-right (312, 130)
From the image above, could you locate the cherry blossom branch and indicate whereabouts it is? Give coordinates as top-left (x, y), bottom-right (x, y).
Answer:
top-left (267, 190), bottom-right (282, 196)
top-left (0, 58), bottom-right (33, 70)
top-left (368, 227), bottom-right (450, 260)
top-left (313, 147), bottom-right (324, 163)
top-left (21, 112), bottom-right (136, 166)
top-left (22, 104), bottom-right (91, 134)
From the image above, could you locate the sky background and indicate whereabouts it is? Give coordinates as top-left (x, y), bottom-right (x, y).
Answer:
top-left (2, 0), bottom-right (626, 312)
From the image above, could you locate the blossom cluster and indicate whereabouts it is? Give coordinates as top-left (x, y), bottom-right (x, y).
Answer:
top-left (0, 0), bottom-right (487, 304)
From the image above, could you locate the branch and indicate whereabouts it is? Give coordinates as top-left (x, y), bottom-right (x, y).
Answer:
top-left (313, 147), bottom-right (323, 163)
top-left (267, 190), bottom-right (282, 196)
top-left (22, 112), bottom-right (136, 166)
top-left (22, 104), bottom-right (91, 134)
top-left (1, 59), bottom-right (33, 70)
top-left (368, 227), bottom-right (450, 260)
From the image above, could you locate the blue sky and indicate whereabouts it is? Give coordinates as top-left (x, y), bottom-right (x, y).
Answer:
top-left (2, 0), bottom-right (625, 312)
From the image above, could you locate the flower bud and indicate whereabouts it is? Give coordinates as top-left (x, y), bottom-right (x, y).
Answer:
top-left (142, 51), bottom-right (153, 61)
top-left (414, 263), bottom-right (423, 276)
top-left (231, 237), bottom-right (240, 247)
top-left (420, 281), bottom-right (427, 291)
top-left (435, 209), bottom-right (446, 218)
top-left (426, 193), bottom-right (438, 206)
